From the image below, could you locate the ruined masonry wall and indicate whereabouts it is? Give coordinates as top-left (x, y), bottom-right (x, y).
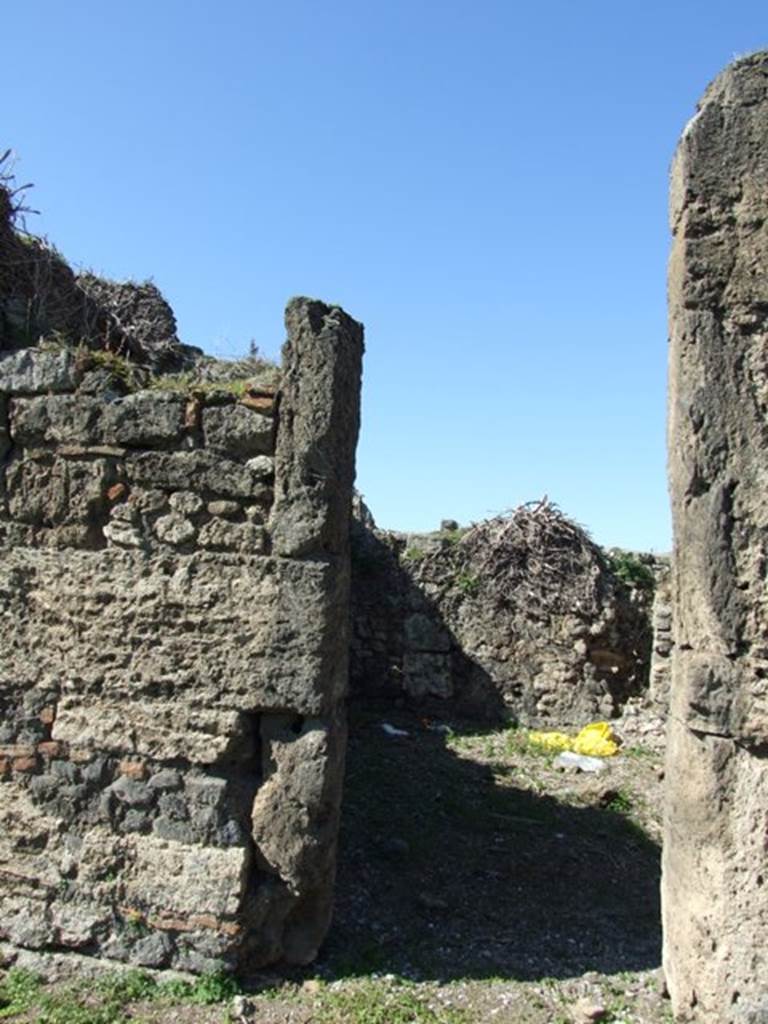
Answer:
top-left (0, 297), bottom-right (363, 974)
top-left (664, 54), bottom-right (768, 1023)
top-left (350, 520), bottom-right (654, 727)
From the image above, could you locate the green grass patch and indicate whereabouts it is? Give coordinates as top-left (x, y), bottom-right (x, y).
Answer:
top-left (150, 372), bottom-right (254, 397)
top-left (0, 966), bottom-right (241, 1023)
top-left (314, 979), bottom-right (468, 1023)
top-left (149, 355), bottom-right (280, 398)
top-left (0, 968), bottom-right (44, 1019)
top-left (446, 723), bottom-right (550, 762)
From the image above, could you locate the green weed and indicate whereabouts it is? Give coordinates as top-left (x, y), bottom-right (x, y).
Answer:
top-left (149, 372), bottom-right (255, 398)
top-left (314, 979), bottom-right (468, 1023)
top-left (607, 550), bottom-right (656, 591)
top-left (0, 968), bottom-right (128, 1024)
top-left (453, 571), bottom-right (481, 596)
top-left (607, 788), bottom-right (634, 815)
top-left (78, 346), bottom-right (141, 390)
top-left (0, 966), bottom-right (241, 1023)
top-left (0, 967), bottom-right (44, 1018)
top-left (438, 528), bottom-right (466, 546)
top-left (94, 969), bottom-right (158, 1003)
top-left (402, 547), bottom-right (425, 563)
top-left (182, 970), bottom-right (241, 1004)
top-left (624, 744), bottom-right (656, 760)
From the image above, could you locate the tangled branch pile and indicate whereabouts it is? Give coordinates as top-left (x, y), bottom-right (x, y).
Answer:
top-left (455, 498), bottom-right (610, 616)
top-left (0, 149), bottom-right (37, 229)
top-left (0, 156), bottom-right (82, 349)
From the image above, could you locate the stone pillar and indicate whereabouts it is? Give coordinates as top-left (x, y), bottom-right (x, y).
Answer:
top-left (664, 53), bottom-right (768, 1023)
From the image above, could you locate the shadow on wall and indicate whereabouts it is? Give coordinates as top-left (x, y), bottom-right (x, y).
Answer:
top-left (350, 521), bottom-right (508, 721)
top-left (349, 507), bottom-right (655, 729)
top-left (321, 702), bottom-right (661, 983)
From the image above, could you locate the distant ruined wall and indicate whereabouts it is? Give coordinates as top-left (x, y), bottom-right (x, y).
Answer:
top-left (351, 506), bottom-right (654, 727)
top-left (0, 297), bottom-right (363, 974)
top-left (664, 54), bottom-right (768, 1022)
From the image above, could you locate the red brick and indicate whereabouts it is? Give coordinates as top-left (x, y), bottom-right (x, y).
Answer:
top-left (38, 706), bottom-right (56, 726)
top-left (107, 482), bottom-right (127, 503)
top-left (240, 394), bottom-right (275, 415)
top-left (119, 759), bottom-right (147, 780)
top-left (149, 915), bottom-right (192, 932)
top-left (148, 913), bottom-right (241, 937)
top-left (12, 756), bottom-right (38, 773)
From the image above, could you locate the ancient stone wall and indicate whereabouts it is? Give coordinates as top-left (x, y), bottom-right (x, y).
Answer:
top-left (351, 503), bottom-right (654, 726)
top-left (664, 53), bottom-right (768, 1023)
top-left (0, 297), bottom-right (363, 974)
top-left (648, 562), bottom-right (672, 711)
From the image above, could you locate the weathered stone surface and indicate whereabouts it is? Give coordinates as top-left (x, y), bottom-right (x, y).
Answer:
top-left (154, 512), bottom-right (197, 546)
top-left (246, 454), bottom-right (275, 478)
top-left (103, 517), bottom-right (144, 549)
top-left (103, 391), bottom-right (186, 447)
top-left (0, 294), bottom-right (363, 974)
top-left (0, 348), bottom-right (79, 394)
top-left (5, 454), bottom-right (114, 529)
top-left (9, 391), bottom-right (185, 449)
top-left (648, 563), bottom-right (672, 710)
top-left (10, 394), bottom-right (103, 446)
top-left (169, 491), bottom-right (205, 516)
top-left (51, 700), bottom-right (247, 765)
top-left (127, 450), bottom-right (262, 500)
top-left (403, 651), bottom-right (453, 699)
top-left (2, 548), bottom-right (349, 718)
top-left (202, 404), bottom-right (273, 458)
top-left (206, 499), bottom-right (241, 519)
top-left (0, 394), bottom-right (9, 467)
top-left (270, 299), bottom-right (364, 558)
top-left (664, 53), bottom-right (768, 1023)
top-left (248, 711), bottom-right (346, 964)
top-left (197, 518), bottom-right (264, 553)
top-left (350, 506), bottom-right (653, 725)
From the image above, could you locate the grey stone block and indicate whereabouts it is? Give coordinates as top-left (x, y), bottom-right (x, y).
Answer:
top-left (202, 404), bottom-right (273, 458)
top-left (103, 391), bottom-right (185, 447)
top-left (0, 348), bottom-right (78, 394)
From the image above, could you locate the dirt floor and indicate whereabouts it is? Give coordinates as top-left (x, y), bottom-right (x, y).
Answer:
top-left (0, 698), bottom-right (673, 1023)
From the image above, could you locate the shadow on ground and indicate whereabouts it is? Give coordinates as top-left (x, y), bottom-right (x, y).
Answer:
top-left (317, 701), bottom-right (661, 984)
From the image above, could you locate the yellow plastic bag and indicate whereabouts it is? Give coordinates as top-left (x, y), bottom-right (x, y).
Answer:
top-left (571, 721), bottom-right (619, 757)
top-left (527, 730), bottom-right (572, 752)
top-left (527, 721), bottom-right (619, 757)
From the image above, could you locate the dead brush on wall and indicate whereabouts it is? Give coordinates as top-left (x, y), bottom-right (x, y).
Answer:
top-left (448, 498), bottom-right (610, 614)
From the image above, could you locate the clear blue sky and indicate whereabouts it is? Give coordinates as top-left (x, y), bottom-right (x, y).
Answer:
top-left (5, 2), bottom-right (765, 551)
